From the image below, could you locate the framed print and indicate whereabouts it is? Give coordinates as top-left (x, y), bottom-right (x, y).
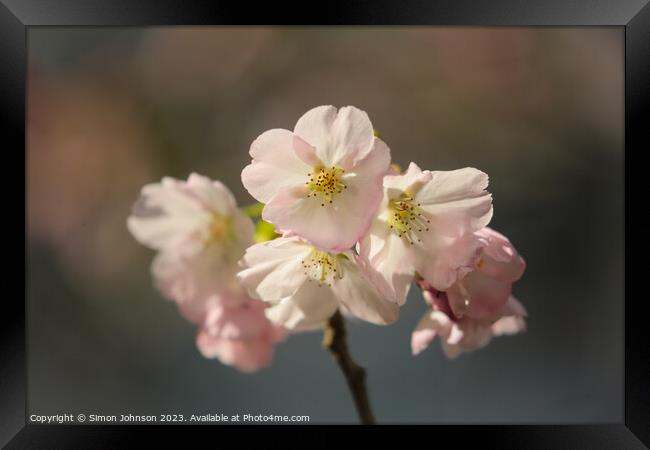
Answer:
top-left (4, 0), bottom-right (648, 447)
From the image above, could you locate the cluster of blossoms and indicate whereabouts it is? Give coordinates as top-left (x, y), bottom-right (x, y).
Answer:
top-left (128, 105), bottom-right (527, 372)
top-left (128, 174), bottom-right (285, 371)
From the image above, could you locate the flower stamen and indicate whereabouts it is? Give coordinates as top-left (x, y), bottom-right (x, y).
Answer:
top-left (387, 192), bottom-right (430, 244)
top-left (203, 213), bottom-right (232, 246)
top-left (305, 166), bottom-right (346, 206)
top-left (301, 249), bottom-right (344, 287)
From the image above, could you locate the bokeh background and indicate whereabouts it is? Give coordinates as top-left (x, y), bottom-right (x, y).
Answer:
top-left (27, 27), bottom-right (623, 423)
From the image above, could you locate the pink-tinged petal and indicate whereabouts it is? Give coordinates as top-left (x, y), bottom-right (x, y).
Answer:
top-left (241, 128), bottom-right (311, 203)
top-left (293, 105), bottom-right (337, 160)
top-left (263, 184), bottom-right (372, 253)
top-left (265, 281), bottom-right (338, 330)
top-left (441, 320), bottom-right (495, 359)
top-left (414, 168), bottom-right (493, 237)
top-left (151, 248), bottom-right (244, 323)
top-left (411, 314), bottom-right (438, 355)
top-left (349, 137), bottom-right (391, 179)
top-left (196, 331), bottom-right (274, 373)
top-left (202, 301), bottom-right (270, 340)
top-left (358, 220), bottom-right (414, 305)
top-left (230, 207), bottom-right (256, 249)
top-left (500, 296), bottom-right (528, 317)
top-left (331, 256), bottom-right (399, 325)
top-left (383, 162), bottom-right (431, 194)
top-left (415, 232), bottom-right (487, 292)
top-left (196, 299), bottom-right (284, 373)
top-left (447, 272), bottom-right (512, 320)
top-left (476, 228), bottom-right (526, 282)
top-left (411, 327), bottom-right (438, 355)
top-left (127, 180), bottom-right (207, 251)
top-left (446, 324), bottom-right (465, 346)
top-left (186, 174), bottom-right (237, 215)
top-left (292, 134), bottom-right (322, 167)
top-left (491, 316), bottom-right (527, 336)
top-left (328, 106), bottom-right (375, 168)
top-left (411, 310), bottom-right (454, 355)
top-left (294, 105), bottom-right (375, 168)
top-left (237, 237), bottom-right (312, 301)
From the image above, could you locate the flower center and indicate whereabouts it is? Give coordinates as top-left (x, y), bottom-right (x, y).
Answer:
top-left (387, 192), bottom-right (430, 244)
top-left (301, 249), bottom-right (344, 286)
top-left (203, 213), bottom-right (232, 246)
top-left (305, 166), bottom-right (347, 206)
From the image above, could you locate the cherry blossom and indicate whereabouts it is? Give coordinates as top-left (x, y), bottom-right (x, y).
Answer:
top-left (237, 236), bottom-right (399, 329)
top-left (241, 106), bottom-right (390, 252)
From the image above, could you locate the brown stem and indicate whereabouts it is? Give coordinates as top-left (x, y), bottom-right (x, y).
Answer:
top-left (322, 310), bottom-right (376, 425)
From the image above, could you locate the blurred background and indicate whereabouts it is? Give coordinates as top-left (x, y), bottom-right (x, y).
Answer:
top-left (27, 27), bottom-right (623, 423)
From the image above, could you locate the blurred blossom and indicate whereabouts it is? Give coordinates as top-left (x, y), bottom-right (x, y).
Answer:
top-left (136, 28), bottom-right (273, 103)
top-left (128, 174), bottom-right (287, 372)
top-left (129, 174), bottom-right (254, 322)
top-left (197, 298), bottom-right (286, 373)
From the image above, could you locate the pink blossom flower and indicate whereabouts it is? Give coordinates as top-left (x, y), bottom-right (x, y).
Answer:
top-left (128, 173), bottom-right (254, 319)
top-left (128, 174), bottom-right (287, 372)
top-left (151, 249), bottom-right (248, 324)
top-left (196, 298), bottom-right (286, 373)
top-left (446, 227), bottom-right (526, 319)
top-left (411, 288), bottom-right (526, 359)
top-left (241, 105), bottom-right (390, 252)
top-left (359, 162), bottom-right (493, 304)
top-left (237, 236), bottom-right (399, 329)
top-left (128, 173), bottom-right (254, 258)
top-left (411, 228), bottom-right (526, 359)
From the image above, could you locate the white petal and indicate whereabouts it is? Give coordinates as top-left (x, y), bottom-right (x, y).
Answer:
top-left (331, 255), bottom-right (399, 325)
top-left (186, 174), bottom-right (237, 215)
top-left (358, 219), bottom-right (414, 305)
top-left (414, 232), bottom-right (486, 291)
top-left (127, 179), bottom-right (206, 251)
top-left (294, 105), bottom-right (374, 168)
top-left (241, 129), bottom-right (311, 203)
top-left (491, 315), bottom-right (527, 336)
top-left (383, 162), bottom-right (429, 193)
top-left (155, 244), bottom-right (248, 311)
top-left (414, 168), bottom-right (493, 237)
top-left (237, 237), bottom-right (312, 301)
top-left (293, 106), bottom-right (337, 161)
top-left (265, 281), bottom-right (338, 330)
top-left (411, 313), bottom-right (438, 355)
top-left (263, 183), bottom-right (374, 253)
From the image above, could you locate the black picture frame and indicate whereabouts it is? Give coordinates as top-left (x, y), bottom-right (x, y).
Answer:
top-left (5, 0), bottom-right (647, 447)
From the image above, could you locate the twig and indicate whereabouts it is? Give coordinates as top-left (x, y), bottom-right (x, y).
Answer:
top-left (322, 310), bottom-right (376, 425)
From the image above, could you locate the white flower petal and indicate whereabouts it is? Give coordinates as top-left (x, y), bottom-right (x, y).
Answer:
top-left (331, 256), bottom-right (399, 325)
top-left (186, 174), bottom-right (237, 215)
top-left (263, 185), bottom-right (373, 253)
top-left (383, 162), bottom-right (429, 193)
top-left (293, 105), bottom-right (337, 161)
top-left (241, 128), bottom-right (311, 203)
top-left (265, 281), bottom-right (338, 330)
top-left (237, 237), bottom-right (312, 301)
top-left (415, 167), bottom-right (493, 237)
top-left (294, 105), bottom-right (374, 168)
top-left (127, 179), bottom-right (207, 251)
top-left (358, 220), bottom-right (414, 305)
